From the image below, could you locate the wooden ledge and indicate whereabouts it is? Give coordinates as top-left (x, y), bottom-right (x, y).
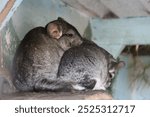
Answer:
top-left (0, 90), bottom-right (112, 100)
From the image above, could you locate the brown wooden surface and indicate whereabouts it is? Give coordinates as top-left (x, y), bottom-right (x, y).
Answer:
top-left (0, 90), bottom-right (112, 100)
top-left (0, 0), bottom-right (15, 24)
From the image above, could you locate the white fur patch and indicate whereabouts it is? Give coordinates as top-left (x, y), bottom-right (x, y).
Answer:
top-left (109, 68), bottom-right (115, 73)
top-left (72, 84), bottom-right (85, 90)
top-left (93, 78), bottom-right (106, 90)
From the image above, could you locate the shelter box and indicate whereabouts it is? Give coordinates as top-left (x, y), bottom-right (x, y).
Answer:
top-left (0, 0), bottom-right (150, 99)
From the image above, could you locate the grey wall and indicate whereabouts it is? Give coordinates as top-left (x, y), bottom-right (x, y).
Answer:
top-left (113, 55), bottom-right (150, 99)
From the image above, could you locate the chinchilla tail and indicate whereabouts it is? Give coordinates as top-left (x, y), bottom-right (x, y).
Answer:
top-left (34, 78), bottom-right (73, 92)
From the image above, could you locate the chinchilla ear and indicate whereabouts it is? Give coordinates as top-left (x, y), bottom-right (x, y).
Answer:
top-left (117, 61), bottom-right (125, 69)
top-left (57, 17), bottom-right (64, 21)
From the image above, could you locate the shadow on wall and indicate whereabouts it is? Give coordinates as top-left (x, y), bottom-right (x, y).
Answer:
top-left (112, 55), bottom-right (150, 99)
top-left (0, 19), bottom-right (20, 69)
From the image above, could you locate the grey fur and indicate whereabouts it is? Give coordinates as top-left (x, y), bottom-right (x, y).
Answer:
top-left (57, 39), bottom-right (124, 91)
top-left (12, 18), bottom-right (83, 91)
top-left (12, 17), bottom-right (124, 92)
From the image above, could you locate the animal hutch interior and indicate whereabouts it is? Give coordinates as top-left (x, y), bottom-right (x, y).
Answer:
top-left (0, 0), bottom-right (150, 99)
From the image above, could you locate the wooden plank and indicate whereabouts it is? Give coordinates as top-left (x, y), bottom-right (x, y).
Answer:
top-left (0, 91), bottom-right (112, 100)
top-left (101, 0), bottom-right (149, 18)
top-left (0, 0), bottom-right (23, 30)
top-left (61, 0), bottom-right (109, 18)
top-left (0, 0), bottom-right (15, 25)
top-left (90, 17), bottom-right (150, 57)
top-left (91, 17), bottom-right (150, 45)
top-left (77, 0), bottom-right (109, 18)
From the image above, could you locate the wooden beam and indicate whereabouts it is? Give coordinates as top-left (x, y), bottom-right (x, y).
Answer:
top-left (90, 17), bottom-right (150, 58)
top-left (0, 0), bottom-right (9, 13)
top-left (77, 0), bottom-right (109, 18)
top-left (0, 91), bottom-right (112, 100)
top-left (101, 0), bottom-right (149, 18)
top-left (61, 0), bottom-right (109, 18)
top-left (0, 0), bottom-right (15, 25)
top-left (0, 0), bottom-right (23, 30)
